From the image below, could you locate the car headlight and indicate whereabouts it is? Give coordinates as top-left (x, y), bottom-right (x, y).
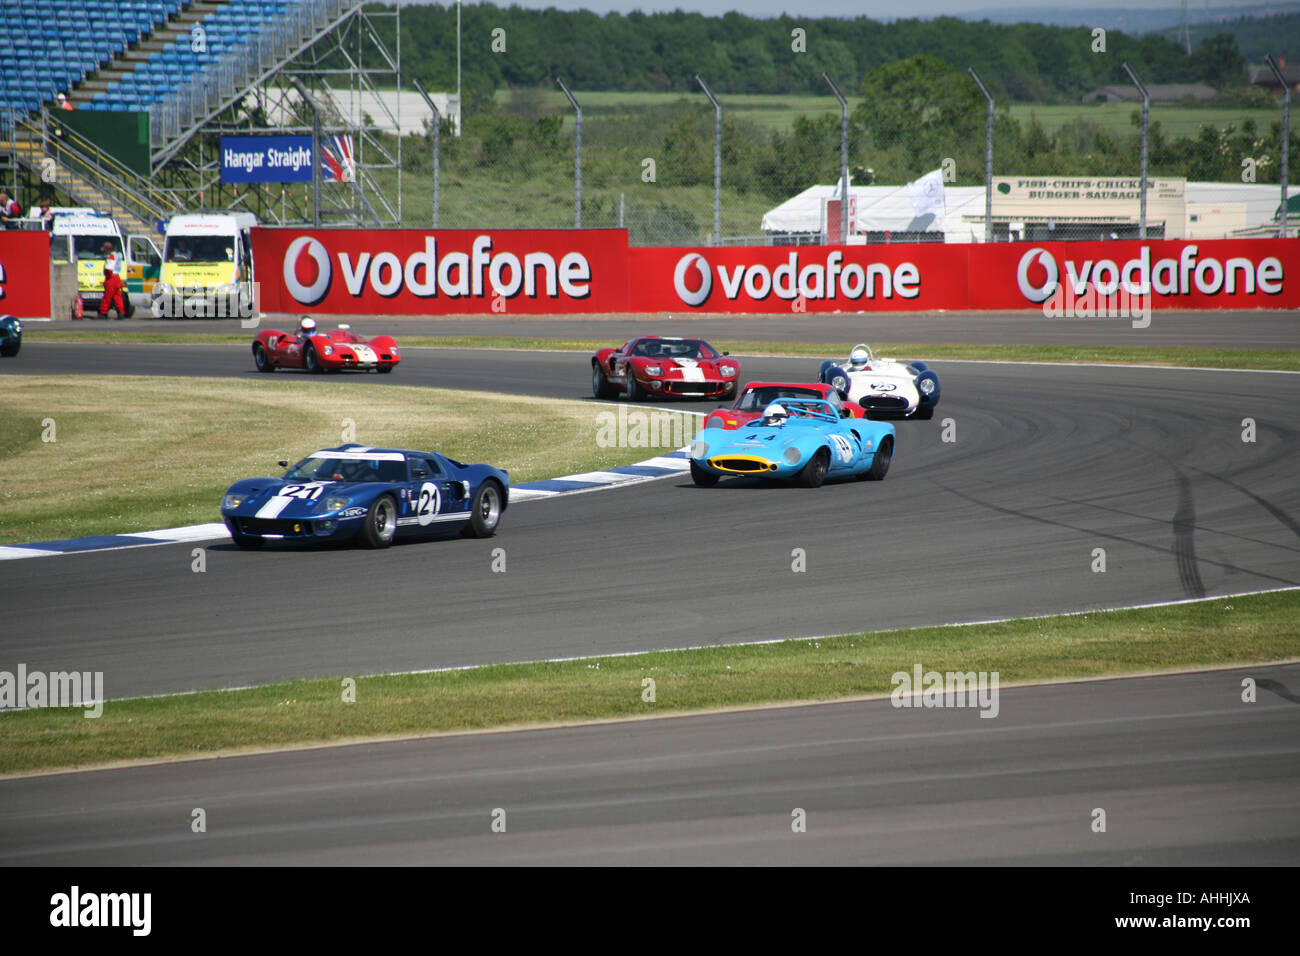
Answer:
top-left (325, 496), bottom-right (349, 512)
top-left (12, 320), bottom-right (20, 334)
top-left (644, 365), bottom-right (662, 376)
top-left (919, 378), bottom-right (935, 395)
top-left (322, 345), bottom-right (334, 356)
top-left (691, 440), bottom-right (709, 459)
top-left (720, 365), bottom-right (737, 377)
top-left (706, 415), bottom-right (724, 429)
top-left (783, 447), bottom-right (802, 465)
top-left (390, 346), bottom-right (399, 356)
top-left (223, 494), bottom-right (246, 509)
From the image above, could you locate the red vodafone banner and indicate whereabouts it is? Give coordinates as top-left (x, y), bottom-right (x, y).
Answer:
top-left (253, 227), bottom-right (630, 314)
top-left (969, 238), bottom-right (1300, 311)
top-left (629, 243), bottom-right (968, 313)
top-left (251, 228), bottom-right (1297, 315)
top-left (0, 231), bottom-right (52, 318)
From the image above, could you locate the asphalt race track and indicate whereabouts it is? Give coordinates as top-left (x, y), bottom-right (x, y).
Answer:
top-left (3, 331), bottom-right (1299, 868)
top-left (2, 663), bottom-right (1297, 865)
top-left (2, 348), bottom-right (1298, 699)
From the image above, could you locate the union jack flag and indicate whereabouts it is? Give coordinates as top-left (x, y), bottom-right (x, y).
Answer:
top-left (321, 134), bottom-right (356, 183)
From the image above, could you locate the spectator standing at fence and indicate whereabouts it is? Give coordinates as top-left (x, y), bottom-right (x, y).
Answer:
top-left (0, 191), bottom-right (21, 227)
top-left (57, 93), bottom-right (74, 111)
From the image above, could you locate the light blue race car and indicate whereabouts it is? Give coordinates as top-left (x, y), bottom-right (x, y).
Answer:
top-left (688, 398), bottom-right (895, 488)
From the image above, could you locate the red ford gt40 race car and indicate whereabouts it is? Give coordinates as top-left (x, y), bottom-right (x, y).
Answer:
top-left (703, 381), bottom-right (867, 430)
top-left (592, 335), bottom-right (739, 401)
top-left (253, 319), bottom-right (400, 374)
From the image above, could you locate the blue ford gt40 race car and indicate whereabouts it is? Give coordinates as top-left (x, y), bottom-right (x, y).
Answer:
top-left (221, 444), bottom-right (509, 549)
top-left (689, 399), bottom-right (894, 487)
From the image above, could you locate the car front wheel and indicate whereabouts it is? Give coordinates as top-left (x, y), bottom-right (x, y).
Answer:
top-left (304, 344), bottom-right (322, 374)
top-left (690, 460), bottom-right (719, 487)
top-left (359, 495), bottom-right (397, 548)
top-left (797, 448), bottom-right (829, 488)
top-left (624, 369), bottom-right (644, 402)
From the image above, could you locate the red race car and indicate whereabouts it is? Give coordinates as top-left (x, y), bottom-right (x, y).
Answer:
top-left (253, 318), bottom-right (400, 374)
top-left (592, 335), bottom-right (738, 401)
top-left (702, 381), bottom-right (867, 430)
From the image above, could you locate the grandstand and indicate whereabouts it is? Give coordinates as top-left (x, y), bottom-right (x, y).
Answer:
top-left (0, 1), bottom-right (181, 116)
top-left (0, 0), bottom-right (396, 229)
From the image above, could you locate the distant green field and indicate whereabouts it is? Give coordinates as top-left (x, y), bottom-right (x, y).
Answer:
top-left (487, 89), bottom-right (1279, 139)
top-left (1008, 103), bottom-right (1280, 138)
top-left (494, 88), bottom-right (842, 131)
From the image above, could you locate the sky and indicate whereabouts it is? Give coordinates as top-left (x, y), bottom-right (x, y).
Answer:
top-left (402, 0), bottom-right (1273, 18)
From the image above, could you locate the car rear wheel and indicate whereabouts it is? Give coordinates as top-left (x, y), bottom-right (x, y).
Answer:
top-left (690, 460), bottom-right (719, 487)
top-left (463, 480), bottom-right (503, 537)
top-left (797, 448), bottom-right (829, 488)
top-left (253, 343), bottom-right (275, 372)
top-left (359, 495), bottom-right (397, 548)
top-left (863, 436), bottom-right (893, 481)
top-left (592, 361), bottom-right (617, 399)
top-left (304, 344), bottom-right (322, 374)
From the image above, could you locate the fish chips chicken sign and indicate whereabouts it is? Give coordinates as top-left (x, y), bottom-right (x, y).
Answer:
top-left (253, 228), bottom-right (630, 314)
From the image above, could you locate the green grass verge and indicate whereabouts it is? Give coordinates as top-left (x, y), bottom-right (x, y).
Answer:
top-left (24, 331), bottom-right (1300, 371)
top-left (0, 375), bottom-right (693, 543)
top-left (2, 589), bottom-right (1296, 776)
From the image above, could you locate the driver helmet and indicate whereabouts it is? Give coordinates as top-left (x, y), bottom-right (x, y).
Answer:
top-left (762, 402), bottom-right (789, 425)
top-left (298, 316), bottom-right (317, 336)
top-left (849, 346), bottom-right (871, 369)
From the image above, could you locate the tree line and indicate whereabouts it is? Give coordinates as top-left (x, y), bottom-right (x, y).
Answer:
top-left (359, 3), bottom-right (1299, 110)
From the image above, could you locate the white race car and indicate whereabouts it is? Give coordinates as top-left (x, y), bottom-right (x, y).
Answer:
top-left (817, 344), bottom-right (940, 420)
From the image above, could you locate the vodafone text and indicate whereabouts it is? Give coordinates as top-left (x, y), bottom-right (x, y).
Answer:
top-left (1017, 245), bottom-right (1284, 307)
top-left (674, 251), bottom-right (920, 306)
top-left (283, 234), bottom-right (592, 304)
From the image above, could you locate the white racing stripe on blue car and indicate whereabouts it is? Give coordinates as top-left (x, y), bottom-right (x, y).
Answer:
top-left (1, 450), bottom-right (694, 559)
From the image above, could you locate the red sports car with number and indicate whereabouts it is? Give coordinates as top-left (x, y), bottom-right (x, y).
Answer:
top-left (592, 336), bottom-right (739, 401)
top-left (253, 318), bottom-right (400, 374)
top-left (703, 381), bottom-right (867, 430)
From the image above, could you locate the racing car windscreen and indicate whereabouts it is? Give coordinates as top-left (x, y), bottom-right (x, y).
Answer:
top-left (735, 386), bottom-right (822, 411)
top-left (630, 339), bottom-right (718, 359)
top-left (284, 457), bottom-right (408, 483)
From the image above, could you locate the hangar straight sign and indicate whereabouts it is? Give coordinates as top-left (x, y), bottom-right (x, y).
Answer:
top-left (252, 228), bottom-right (630, 314)
top-left (220, 136), bottom-right (315, 184)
